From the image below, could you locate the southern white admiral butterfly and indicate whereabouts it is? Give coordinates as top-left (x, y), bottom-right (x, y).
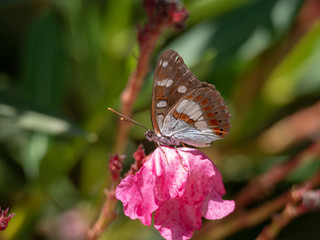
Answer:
top-left (109, 49), bottom-right (231, 148)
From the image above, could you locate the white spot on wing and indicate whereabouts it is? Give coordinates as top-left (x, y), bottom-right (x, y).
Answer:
top-left (156, 114), bottom-right (164, 130)
top-left (161, 80), bottom-right (167, 86)
top-left (176, 99), bottom-right (189, 113)
top-left (188, 103), bottom-right (202, 120)
top-left (176, 100), bottom-right (202, 120)
top-left (157, 101), bottom-right (167, 108)
top-left (159, 60), bottom-right (162, 66)
top-left (157, 79), bottom-right (168, 86)
top-left (177, 86), bottom-right (187, 93)
top-left (166, 79), bottom-right (173, 87)
top-left (195, 121), bottom-right (208, 129)
top-left (162, 61), bottom-right (168, 67)
top-left (190, 109), bottom-right (202, 120)
top-left (157, 78), bottom-right (174, 87)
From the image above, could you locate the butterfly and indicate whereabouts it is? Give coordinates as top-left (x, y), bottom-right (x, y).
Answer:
top-left (143, 49), bottom-right (231, 147)
top-left (109, 49), bottom-right (231, 148)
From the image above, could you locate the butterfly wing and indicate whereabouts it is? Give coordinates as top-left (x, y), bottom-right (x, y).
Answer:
top-left (151, 49), bottom-right (202, 136)
top-left (152, 49), bottom-right (231, 147)
top-left (165, 82), bottom-right (231, 147)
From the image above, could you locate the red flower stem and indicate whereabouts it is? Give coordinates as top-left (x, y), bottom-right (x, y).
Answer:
top-left (87, 147), bottom-right (148, 239)
top-left (113, 29), bottom-right (161, 154)
top-left (112, 1), bottom-right (188, 154)
top-left (234, 140), bottom-right (320, 209)
top-left (195, 170), bottom-right (320, 240)
top-left (256, 190), bottom-right (320, 240)
top-left (87, 185), bottom-right (118, 240)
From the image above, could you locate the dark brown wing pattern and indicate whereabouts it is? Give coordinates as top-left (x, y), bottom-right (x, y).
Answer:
top-left (174, 82), bottom-right (231, 139)
top-left (151, 49), bottom-right (231, 142)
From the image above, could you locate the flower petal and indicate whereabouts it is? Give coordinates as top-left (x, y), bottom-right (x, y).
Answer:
top-left (145, 147), bottom-right (190, 201)
top-left (115, 166), bottom-right (158, 225)
top-left (201, 189), bottom-right (235, 220)
top-left (210, 161), bottom-right (227, 197)
top-left (154, 199), bottom-right (202, 240)
top-left (178, 148), bottom-right (216, 204)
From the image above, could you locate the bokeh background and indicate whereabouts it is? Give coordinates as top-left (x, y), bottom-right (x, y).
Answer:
top-left (1, 0), bottom-right (320, 239)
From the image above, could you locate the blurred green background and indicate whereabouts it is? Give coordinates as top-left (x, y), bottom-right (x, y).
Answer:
top-left (1, 0), bottom-right (320, 239)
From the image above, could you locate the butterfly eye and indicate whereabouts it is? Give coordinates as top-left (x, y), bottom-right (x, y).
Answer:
top-left (145, 130), bottom-right (154, 142)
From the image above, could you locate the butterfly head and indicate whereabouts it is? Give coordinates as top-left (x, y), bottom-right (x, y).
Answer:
top-left (145, 130), bottom-right (155, 142)
top-left (145, 129), bottom-right (181, 146)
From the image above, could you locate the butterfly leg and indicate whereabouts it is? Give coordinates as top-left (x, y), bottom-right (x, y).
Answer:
top-left (174, 146), bottom-right (189, 172)
top-left (180, 141), bottom-right (186, 147)
top-left (156, 143), bottom-right (169, 165)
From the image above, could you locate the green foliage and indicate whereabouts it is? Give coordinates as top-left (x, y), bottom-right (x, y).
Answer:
top-left (0, 0), bottom-right (319, 239)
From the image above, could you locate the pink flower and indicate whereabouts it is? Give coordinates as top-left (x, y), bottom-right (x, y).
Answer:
top-left (109, 154), bottom-right (125, 182)
top-left (116, 146), bottom-right (235, 240)
top-left (0, 207), bottom-right (15, 231)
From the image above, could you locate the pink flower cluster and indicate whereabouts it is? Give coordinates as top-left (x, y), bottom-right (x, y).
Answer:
top-left (116, 146), bottom-right (235, 240)
top-left (138, 0), bottom-right (188, 47)
top-left (0, 207), bottom-right (15, 231)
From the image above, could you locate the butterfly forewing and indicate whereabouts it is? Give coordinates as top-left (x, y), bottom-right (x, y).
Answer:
top-left (151, 49), bottom-right (231, 147)
top-left (152, 50), bottom-right (201, 135)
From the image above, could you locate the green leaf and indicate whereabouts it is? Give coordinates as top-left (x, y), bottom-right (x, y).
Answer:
top-left (0, 91), bottom-right (86, 137)
top-left (20, 11), bottom-right (66, 109)
top-left (263, 20), bottom-right (320, 104)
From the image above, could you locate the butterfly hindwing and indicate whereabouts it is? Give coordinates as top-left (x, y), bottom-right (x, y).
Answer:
top-left (162, 82), bottom-right (230, 147)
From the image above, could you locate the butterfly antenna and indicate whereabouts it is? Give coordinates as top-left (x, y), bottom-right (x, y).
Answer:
top-left (108, 107), bottom-right (149, 131)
